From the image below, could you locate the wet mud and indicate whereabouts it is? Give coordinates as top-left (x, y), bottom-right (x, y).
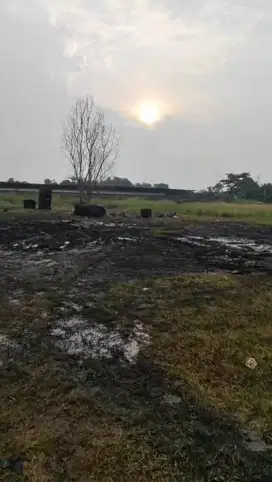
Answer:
top-left (1, 217), bottom-right (272, 292)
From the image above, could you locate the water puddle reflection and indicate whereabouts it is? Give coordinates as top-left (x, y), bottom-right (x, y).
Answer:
top-left (177, 236), bottom-right (272, 253)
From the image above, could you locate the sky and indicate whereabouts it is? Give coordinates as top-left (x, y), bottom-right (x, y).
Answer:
top-left (0, 0), bottom-right (271, 189)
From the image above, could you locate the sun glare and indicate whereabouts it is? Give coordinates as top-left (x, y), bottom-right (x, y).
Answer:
top-left (131, 101), bottom-right (165, 126)
top-left (137, 103), bottom-right (161, 125)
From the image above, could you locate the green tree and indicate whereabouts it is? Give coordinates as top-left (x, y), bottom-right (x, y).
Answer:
top-left (101, 177), bottom-right (133, 187)
top-left (60, 179), bottom-right (71, 185)
top-left (220, 172), bottom-right (260, 201)
top-left (262, 183), bottom-right (272, 203)
top-left (44, 178), bottom-right (56, 184)
top-left (153, 183), bottom-right (169, 189)
top-left (135, 182), bottom-right (152, 188)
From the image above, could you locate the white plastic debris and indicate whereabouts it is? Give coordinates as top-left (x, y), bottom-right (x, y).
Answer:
top-left (245, 357), bottom-right (257, 369)
top-left (60, 241), bottom-right (70, 250)
top-left (142, 287), bottom-right (149, 292)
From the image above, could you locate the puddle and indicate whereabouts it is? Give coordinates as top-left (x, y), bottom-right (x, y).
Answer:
top-left (176, 236), bottom-right (272, 253)
top-left (244, 429), bottom-right (272, 453)
top-left (209, 236), bottom-right (272, 253)
top-left (51, 317), bottom-right (150, 363)
top-left (117, 237), bottom-right (137, 242)
top-left (176, 237), bottom-right (207, 247)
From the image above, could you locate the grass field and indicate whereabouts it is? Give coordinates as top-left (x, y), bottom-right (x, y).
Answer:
top-left (1, 191), bottom-right (272, 224)
top-left (0, 274), bottom-right (271, 480)
top-left (111, 274), bottom-right (272, 436)
top-left (0, 207), bottom-right (272, 479)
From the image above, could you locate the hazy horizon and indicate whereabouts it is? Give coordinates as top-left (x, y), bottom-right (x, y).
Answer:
top-left (1, 0), bottom-right (271, 190)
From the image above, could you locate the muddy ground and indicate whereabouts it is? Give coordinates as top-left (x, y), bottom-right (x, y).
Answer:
top-left (1, 216), bottom-right (272, 291)
top-left (0, 215), bottom-right (272, 480)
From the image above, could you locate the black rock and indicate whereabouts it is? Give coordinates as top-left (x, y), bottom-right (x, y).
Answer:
top-left (73, 204), bottom-right (106, 218)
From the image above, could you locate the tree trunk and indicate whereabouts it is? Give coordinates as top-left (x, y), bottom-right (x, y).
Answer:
top-left (78, 181), bottom-right (86, 204)
top-left (86, 182), bottom-right (95, 202)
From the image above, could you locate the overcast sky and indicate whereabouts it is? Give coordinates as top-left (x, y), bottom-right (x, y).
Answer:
top-left (1, 0), bottom-right (271, 189)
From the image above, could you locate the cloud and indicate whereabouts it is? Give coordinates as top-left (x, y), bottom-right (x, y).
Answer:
top-left (0, 0), bottom-right (272, 188)
top-left (0, 0), bottom-right (79, 181)
top-left (42, 0), bottom-right (264, 113)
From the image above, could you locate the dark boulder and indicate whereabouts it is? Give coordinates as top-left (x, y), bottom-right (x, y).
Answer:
top-left (73, 204), bottom-right (106, 218)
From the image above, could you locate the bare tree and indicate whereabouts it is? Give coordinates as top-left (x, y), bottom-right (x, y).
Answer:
top-left (61, 95), bottom-right (120, 203)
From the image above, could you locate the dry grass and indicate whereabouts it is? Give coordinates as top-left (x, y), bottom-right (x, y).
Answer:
top-left (111, 199), bottom-right (272, 224)
top-left (0, 274), bottom-right (272, 480)
top-left (110, 274), bottom-right (272, 439)
top-left (0, 293), bottom-right (181, 482)
top-left (2, 191), bottom-right (272, 224)
top-left (0, 366), bottom-right (175, 481)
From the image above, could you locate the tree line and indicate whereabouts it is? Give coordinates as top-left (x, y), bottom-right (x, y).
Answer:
top-left (6, 172), bottom-right (272, 203)
top-left (42, 177), bottom-right (169, 190)
top-left (203, 172), bottom-right (272, 203)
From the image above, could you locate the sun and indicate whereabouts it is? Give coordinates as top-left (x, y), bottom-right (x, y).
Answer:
top-left (130, 99), bottom-right (171, 126)
top-left (137, 103), bottom-right (161, 126)
top-left (130, 101), bottom-right (164, 126)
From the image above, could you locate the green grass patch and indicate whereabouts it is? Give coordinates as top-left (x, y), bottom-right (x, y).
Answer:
top-left (2, 191), bottom-right (272, 224)
top-left (1, 188), bottom-right (272, 222)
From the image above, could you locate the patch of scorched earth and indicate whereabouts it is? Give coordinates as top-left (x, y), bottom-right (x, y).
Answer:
top-left (51, 317), bottom-right (150, 363)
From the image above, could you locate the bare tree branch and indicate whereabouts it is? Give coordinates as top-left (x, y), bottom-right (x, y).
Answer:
top-left (61, 95), bottom-right (120, 202)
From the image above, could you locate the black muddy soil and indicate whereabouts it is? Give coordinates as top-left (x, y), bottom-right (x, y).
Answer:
top-left (0, 215), bottom-right (272, 481)
top-left (1, 216), bottom-right (272, 291)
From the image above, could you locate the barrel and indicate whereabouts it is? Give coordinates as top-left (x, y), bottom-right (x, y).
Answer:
top-left (23, 199), bottom-right (36, 209)
top-left (140, 208), bottom-right (152, 218)
top-left (38, 188), bottom-right (52, 210)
